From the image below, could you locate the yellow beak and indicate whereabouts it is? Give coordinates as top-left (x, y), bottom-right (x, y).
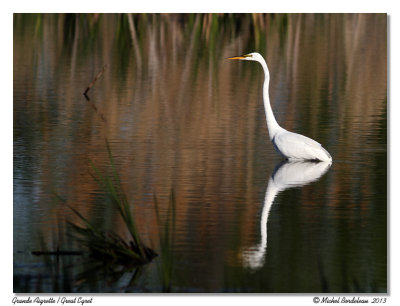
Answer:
top-left (227, 55), bottom-right (246, 60)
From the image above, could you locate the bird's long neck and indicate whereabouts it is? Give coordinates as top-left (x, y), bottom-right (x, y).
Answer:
top-left (259, 58), bottom-right (281, 140)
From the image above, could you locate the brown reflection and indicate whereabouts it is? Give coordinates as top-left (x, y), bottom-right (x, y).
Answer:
top-left (14, 13), bottom-right (386, 292)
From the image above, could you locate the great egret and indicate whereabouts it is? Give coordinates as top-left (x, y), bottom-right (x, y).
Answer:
top-left (228, 52), bottom-right (332, 162)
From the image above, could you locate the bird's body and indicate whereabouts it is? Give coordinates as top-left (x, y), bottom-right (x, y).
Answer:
top-left (272, 129), bottom-right (332, 162)
top-left (228, 52), bottom-right (332, 162)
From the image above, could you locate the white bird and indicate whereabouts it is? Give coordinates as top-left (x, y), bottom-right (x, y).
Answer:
top-left (228, 52), bottom-right (332, 162)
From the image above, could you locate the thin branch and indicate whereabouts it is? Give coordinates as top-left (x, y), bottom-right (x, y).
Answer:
top-left (83, 64), bottom-right (109, 97)
top-left (83, 64), bottom-right (109, 123)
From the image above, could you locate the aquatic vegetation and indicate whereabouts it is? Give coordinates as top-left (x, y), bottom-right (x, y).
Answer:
top-left (68, 142), bottom-right (157, 265)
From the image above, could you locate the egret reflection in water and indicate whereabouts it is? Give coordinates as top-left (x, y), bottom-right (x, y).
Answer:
top-left (242, 161), bottom-right (332, 270)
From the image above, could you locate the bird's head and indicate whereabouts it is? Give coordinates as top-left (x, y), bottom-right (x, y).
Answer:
top-left (227, 52), bottom-right (262, 62)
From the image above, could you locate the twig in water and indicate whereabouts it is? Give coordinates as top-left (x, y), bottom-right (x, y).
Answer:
top-left (83, 64), bottom-right (109, 97)
top-left (31, 250), bottom-right (83, 256)
top-left (83, 64), bottom-right (108, 123)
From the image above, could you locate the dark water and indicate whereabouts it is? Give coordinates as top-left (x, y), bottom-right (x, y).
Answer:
top-left (13, 13), bottom-right (387, 293)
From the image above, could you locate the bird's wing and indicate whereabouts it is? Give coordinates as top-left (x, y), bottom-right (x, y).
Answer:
top-left (273, 131), bottom-right (328, 160)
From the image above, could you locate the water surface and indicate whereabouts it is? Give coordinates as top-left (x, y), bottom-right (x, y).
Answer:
top-left (13, 13), bottom-right (387, 293)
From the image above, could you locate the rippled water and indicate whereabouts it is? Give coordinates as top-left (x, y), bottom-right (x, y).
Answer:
top-left (13, 13), bottom-right (387, 293)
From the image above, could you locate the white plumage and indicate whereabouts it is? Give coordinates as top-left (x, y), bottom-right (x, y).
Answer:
top-left (272, 130), bottom-right (331, 162)
top-left (228, 52), bottom-right (332, 162)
